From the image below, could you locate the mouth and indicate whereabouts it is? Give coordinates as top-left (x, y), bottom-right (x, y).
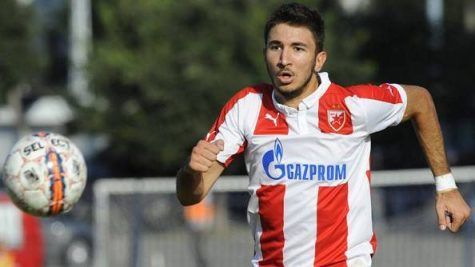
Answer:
top-left (276, 70), bottom-right (294, 85)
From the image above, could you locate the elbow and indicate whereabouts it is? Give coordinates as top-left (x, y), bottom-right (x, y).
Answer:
top-left (176, 190), bottom-right (202, 206)
top-left (176, 169), bottom-right (204, 206)
top-left (412, 86), bottom-right (433, 105)
top-left (418, 86), bottom-right (433, 102)
top-left (414, 87), bottom-right (435, 116)
top-left (404, 85), bottom-right (435, 121)
top-left (177, 196), bottom-right (200, 206)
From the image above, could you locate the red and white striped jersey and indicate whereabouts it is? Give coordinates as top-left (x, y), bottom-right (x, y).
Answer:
top-left (206, 73), bottom-right (407, 267)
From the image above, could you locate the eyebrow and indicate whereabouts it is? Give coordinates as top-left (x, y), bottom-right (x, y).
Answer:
top-left (267, 40), bottom-right (309, 47)
top-left (291, 42), bottom-right (308, 47)
top-left (267, 40), bottom-right (282, 45)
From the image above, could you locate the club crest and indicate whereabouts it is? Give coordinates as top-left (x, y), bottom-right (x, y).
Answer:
top-left (327, 109), bottom-right (346, 132)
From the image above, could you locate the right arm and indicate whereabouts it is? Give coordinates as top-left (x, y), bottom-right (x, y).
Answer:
top-left (178, 87), bottom-right (250, 205)
top-left (176, 140), bottom-right (225, 206)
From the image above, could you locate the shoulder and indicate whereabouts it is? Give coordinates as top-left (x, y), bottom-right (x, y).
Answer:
top-left (327, 83), bottom-right (394, 97)
top-left (218, 83), bottom-right (272, 115)
top-left (224, 83), bottom-right (272, 106)
top-left (346, 83), bottom-right (404, 104)
top-left (229, 83), bottom-right (272, 100)
top-left (323, 83), bottom-right (353, 96)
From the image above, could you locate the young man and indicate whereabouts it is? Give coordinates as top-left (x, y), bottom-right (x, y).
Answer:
top-left (176, 3), bottom-right (471, 267)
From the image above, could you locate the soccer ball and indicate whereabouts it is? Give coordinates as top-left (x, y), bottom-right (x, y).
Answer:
top-left (2, 132), bottom-right (87, 216)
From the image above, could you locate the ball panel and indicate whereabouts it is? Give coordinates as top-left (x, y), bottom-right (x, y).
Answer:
top-left (19, 162), bottom-right (47, 190)
top-left (23, 190), bottom-right (50, 210)
top-left (48, 134), bottom-right (73, 155)
top-left (3, 151), bottom-right (24, 176)
top-left (65, 183), bottom-right (86, 204)
top-left (19, 139), bottom-right (48, 161)
top-left (3, 177), bottom-right (25, 200)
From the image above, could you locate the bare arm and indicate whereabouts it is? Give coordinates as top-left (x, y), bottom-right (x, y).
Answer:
top-left (401, 85), bottom-right (449, 176)
top-left (402, 85), bottom-right (471, 232)
top-left (176, 140), bottom-right (225, 206)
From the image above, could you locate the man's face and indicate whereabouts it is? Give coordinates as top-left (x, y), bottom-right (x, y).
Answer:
top-left (265, 23), bottom-right (325, 98)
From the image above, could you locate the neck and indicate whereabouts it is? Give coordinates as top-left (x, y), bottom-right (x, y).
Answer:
top-left (274, 73), bottom-right (320, 109)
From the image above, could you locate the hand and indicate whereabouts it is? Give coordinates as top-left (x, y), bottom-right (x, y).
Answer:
top-left (186, 140), bottom-right (224, 173)
top-left (436, 189), bottom-right (471, 232)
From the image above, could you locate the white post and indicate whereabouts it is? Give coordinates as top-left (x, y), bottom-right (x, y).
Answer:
top-left (69, 0), bottom-right (93, 106)
top-left (93, 181), bottom-right (110, 267)
top-left (426, 0), bottom-right (444, 49)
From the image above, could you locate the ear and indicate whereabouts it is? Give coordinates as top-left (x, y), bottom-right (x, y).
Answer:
top-left (314, 51), bottom-right (327, 72)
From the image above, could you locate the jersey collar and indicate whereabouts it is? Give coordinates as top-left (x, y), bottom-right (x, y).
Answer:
top-left (272, 72), bottom-right (331, 116)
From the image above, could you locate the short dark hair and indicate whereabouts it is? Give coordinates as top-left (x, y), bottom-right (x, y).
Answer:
top-left (264, 3), bottom-right (325, 52)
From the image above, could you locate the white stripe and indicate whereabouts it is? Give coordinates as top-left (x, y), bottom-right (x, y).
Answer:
top-left (389, 83), bottom-right (408, 125)
top-left (283, 182), bottom-right (318, 267)
top-left (251, 210), bottom-right (264, 266)
top-left (346, 141), bottom-right (374, 262)
top-left (216, 93), bottom-right (262, 164)
top-left (347, 255), bottom-right (372, 267)
top-left (358, 99), bottom-right (405, 134)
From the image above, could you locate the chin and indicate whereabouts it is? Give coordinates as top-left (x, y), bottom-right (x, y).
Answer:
top-left (274, 82), bottom-right (295, 92)
top-left (277, 87), bottom-right (296, 94)
top-left (275, 85), bottom-right (302, 98)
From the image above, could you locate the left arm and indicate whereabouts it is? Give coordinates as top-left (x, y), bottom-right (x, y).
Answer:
top-left (401, 85), bottom-right (471, 232)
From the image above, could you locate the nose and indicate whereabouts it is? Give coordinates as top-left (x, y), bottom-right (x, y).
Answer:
top-left (278, 47), bottom-right (290, 68)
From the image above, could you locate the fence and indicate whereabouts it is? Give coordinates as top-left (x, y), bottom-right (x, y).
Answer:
top-left (93, 166), bottom-right (475, 267)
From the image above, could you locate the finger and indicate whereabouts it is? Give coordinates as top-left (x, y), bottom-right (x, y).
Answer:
top-left (445, 211), bottom-right (453, 231)
top-left (436, 206), bottom-right (448, 231)
top-left (196, 156), bottom-right (213, 168)
top-left (212, 139), bottom-right (225, 151)
top-left (190, 150), bottom-right (213, 170)
top-left (203, 144), bottom-right (221, 155)
top-left (193, 143), bottom-right (218, 159)
top-left (205, 140), bottom-right (224, 154)
top-left (448, 213), bottom-right (465, 232)
top-left (194, 146), bottom-right (219, 161)
top-left (200, 149), bottom-right (218, 161)
top-left (196, 140), bottom-right (220, 155)
top-left (193, 142), bottom-right (215, 157)
top-left (190, 152), bottom-right (214, 167)
top-left (196, 140), bottom-right (210, 149)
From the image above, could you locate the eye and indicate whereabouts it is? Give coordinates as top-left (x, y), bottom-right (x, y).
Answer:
top-left (294, 46), bottom-right (305, 52)
top-left (267, 44), bottom-right (281, 51)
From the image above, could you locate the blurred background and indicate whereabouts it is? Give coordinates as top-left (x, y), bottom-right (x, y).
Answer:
top-left (0, 0), bottom-right (474, 266)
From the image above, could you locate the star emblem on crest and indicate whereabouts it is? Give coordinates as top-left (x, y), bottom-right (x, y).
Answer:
top-left (327, 105), bottom-right (346, 132)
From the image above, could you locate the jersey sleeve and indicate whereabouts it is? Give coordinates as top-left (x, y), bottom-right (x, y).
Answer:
top-left (205, 94), bottom-right (247, 167)
top-left (348, 83), bottom-right (407, 134)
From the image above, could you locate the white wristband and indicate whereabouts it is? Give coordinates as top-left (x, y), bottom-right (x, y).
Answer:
top-left (435, 173), bottom-right (457, 192)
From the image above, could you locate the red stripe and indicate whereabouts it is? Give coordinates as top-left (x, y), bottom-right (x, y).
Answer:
top-left (367, 156), bottom-right (377, 254)
top-left (253, 88), bottom-right (289, 135)
top-left (206, 84), bottom-right (271, 141)
top-left (14, 213), bottom-right (44, 267)
top-left (318, 84), bottom-right (353, 135)
top-left (257, 184), bottom-right (285, 267)
top-left (315, 184), bottom-right (349, 266)
top-left (347, 83), bottom-right (402, 104)
top-left (367, 156), bottom-right (372, 183)
top-left (370, 233), bottom-right (377, 254)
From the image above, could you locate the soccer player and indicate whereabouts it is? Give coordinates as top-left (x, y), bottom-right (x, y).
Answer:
top-left (176, 3), bottom-right (471, 267)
